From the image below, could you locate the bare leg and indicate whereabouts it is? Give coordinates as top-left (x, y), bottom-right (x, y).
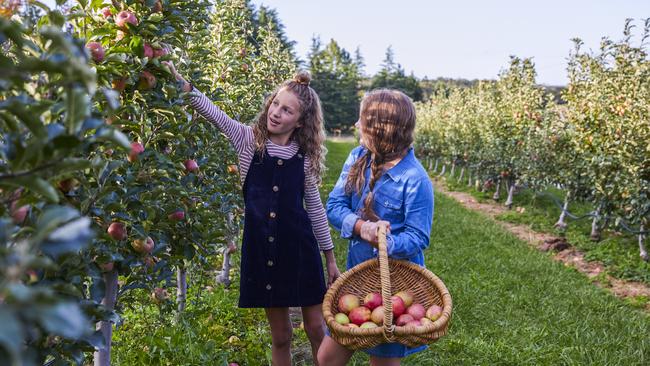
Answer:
top-left (265, 307), bottom-right (292, 366)
top-left (370, 356), bottom-right (401, 366)
top-left (302, 304), bottom-right (326, 365)
top-left (317, 335), bottom-right (354, 366)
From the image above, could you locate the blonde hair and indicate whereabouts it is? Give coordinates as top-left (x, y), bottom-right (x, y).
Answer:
top-left (345, 89), bottom-right (416, 221)
top-left (252, 71), bottom-right (326, 184)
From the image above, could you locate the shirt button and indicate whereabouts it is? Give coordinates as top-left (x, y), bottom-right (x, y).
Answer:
top-left (267, 260), bottom-right (274, 266)
top-left (277, 159), bottom-right (283, 166)
top-left (269, 211), bottom-right (276, 218)
top-left (266, 284), bottom-right (272, 290)
top-left (297, 153), bottom-right (303, 158)
top-left (268, 236), bottom-right (274, 243)
top-left (272, 185), bottom-right (279, 192)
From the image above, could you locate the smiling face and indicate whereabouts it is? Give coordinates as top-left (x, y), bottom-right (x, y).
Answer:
top-left (267, 88), bottom-right (302, 145)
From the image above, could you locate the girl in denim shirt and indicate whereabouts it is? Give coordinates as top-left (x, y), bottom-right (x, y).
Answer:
top-left (318, 89), bottom-right (434, 365)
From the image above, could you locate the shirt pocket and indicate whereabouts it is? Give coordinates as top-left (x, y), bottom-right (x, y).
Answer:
top-left (374, 191), bottom-right (404, 222)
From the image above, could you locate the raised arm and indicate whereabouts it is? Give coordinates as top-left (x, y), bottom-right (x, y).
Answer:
top-left (163, 61), bottom-right (252, 154)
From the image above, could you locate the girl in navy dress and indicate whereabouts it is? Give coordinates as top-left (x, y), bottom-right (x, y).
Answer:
top-left (165, 62), bottom-right (341, 365)
top-left (318, 89), bottom-right (434, 365)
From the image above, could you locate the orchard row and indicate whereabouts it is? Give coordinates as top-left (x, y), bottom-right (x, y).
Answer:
top-left (415, 20), bottom-right (650, 261)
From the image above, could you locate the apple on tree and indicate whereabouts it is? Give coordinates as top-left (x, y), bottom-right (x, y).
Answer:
top-left (131, 236), bottom-right (155, 254)
top-left (184, 159), bottom-right (199, 173)
top-left (128, 142), bottom-right (145, 162)
top-left (115, 11), bottom-right (138, 28)
top-left (138, 70), bottom-right (157, 90)
top-left (168, 210), bottom-right (185, 221)
top-left (85, 42), bottom-right (105, 63)
top-left (107, 222), bottom-right (127, 241)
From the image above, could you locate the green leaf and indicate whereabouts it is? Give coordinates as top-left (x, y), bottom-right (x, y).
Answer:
top-left (35, 302), bottom-right (88, 340)
top-left (7, 177), bottom-right (59, 203)
top-left (65, 87), bottom-right (90, 135)
top-left (94, 127), bottom-right (131, 150)
top-left (0, 307), bottom-right (24, 363)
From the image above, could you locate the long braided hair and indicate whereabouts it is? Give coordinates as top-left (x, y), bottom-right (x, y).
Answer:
top-left (345, 89), bottom-right (416, 221)
top-left (252, 71), bottom-right (326, 184)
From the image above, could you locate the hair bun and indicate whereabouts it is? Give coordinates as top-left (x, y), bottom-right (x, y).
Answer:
top-left (294, 70), bottom-right (311, 86)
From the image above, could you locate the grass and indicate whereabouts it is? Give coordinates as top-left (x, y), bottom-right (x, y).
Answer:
top-left (112, 140), bottom-right (650, 365)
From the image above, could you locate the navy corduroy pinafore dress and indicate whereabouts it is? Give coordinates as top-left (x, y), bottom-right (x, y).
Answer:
top-left (238, 149), bottom-right (326, 308)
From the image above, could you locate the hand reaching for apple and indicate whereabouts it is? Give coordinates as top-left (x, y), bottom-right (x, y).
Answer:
top-left (162, 61), bottom-right (192, 92)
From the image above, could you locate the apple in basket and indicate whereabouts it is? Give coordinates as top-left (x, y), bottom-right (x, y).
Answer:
top-left (360, 321), bottom-right (378, 329)
top-left (334, 313), bottom-right (350, 325)
top-left (406, 303), bottom-right (426, 320)
top-left (346, 323), bottom-right (359, 328)
top-left (391, 295), bottom-right (406, 317)
top-left (363, 292), bottom-right (382, 310)
top-left (406, 320), bottom-right (422, 328)
top-left (349, 306), bottom-right (371, 326)
top-left (396, 314), bottom-right (414, 326)
top-left (394, 290), bottom-right (415, 307)
top-left (420, 317), bottom-right (434, 327)
top-left (338, 294), bottom-right (360, 314)
top-left (426, 304), bottom-right (443, 321)
top-left (370, 305), bottom-right (385, 325)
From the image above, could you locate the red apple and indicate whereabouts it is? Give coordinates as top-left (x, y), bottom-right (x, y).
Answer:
top-left (395, 314), bottom-right (414, 326)
top-left (168, 210), bottom-right (185, 221)
top-left (138, 70), bottom-right (156, 90)
top-left (227, 164), bottom-right (239, 174)
top-left (151, 0), bottom-right (163, 13)
top-left (112, 77), bottom-right (127, 93)
top-left (100, 262), bottom-right (115, 272)
top-left (57, 178), bottom-right (78, 193)
top-left (184, 159), bottom-right (199, 172)
top-left (115, 11), bottom-right (138, 28)
top-left (363, 292), bottom-right (382, 310)
top-left (360, 321), bottom-right (378, 329)
top-left (152, 46), bottom-right (168, 58)
top-left (426, 305), bottom-right (443, 321)
top-left (107, 222), bottom-right (127, 241)
top-left (128, 142), bottom-right (144, 162)
top-left (394, 290), bottom-right (415, 307)
top-left (390, 295), bottom-right (406, 317)
top-left (228, 364), bottom-right (239, 366)
top-left (143, 255), bottom-right (156, 269)
top-left (131, 236), bottom-right (154, 254)
top-left (151, 287), bottom-right (168, 303)
top-left (337, 294), bottom-right (359, 314)
top-left (348, 306), bottom-right (371, 326)
top-left (85, 42), bottom-right (105, 63)
top-left (370, 305), bottom-right (384, 325)
top-left (116, 30), bottom-right (126, 41)
top-left (405, 319), bottom-right (422, 328)
top-left (100, 6), bottom-right (112, 18)
top-left (406, 303), bottom-right (426, 320)
top-left (241, 63), bottom-right (249, 72)
top-left (346, 323), bottom-right (359, 328)
top-left (10, 202), bottom-right (29, 224)
top-left (143, 43), bottom-right (154, 59)
top-left (334, 313), bottom-right (350, 325)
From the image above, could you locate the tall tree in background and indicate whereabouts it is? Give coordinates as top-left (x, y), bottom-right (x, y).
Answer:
top-left (309, 37), bottom-right (361, 132)
top-left (371, 46), bottom-right (423, 101)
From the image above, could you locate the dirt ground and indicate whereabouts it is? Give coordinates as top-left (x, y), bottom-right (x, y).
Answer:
top-left (433, 180), bottom-right (650, 312)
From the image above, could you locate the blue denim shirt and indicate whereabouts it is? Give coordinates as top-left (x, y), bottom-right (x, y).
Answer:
top-left (327, 146), bottom-right (434, 269)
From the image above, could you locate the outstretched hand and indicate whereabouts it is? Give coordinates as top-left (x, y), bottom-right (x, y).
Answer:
top-left (162, 61), bottom-right (191, 92)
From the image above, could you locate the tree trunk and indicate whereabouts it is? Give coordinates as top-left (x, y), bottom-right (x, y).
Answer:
top-left (590, 204), bottom-right (602, 241)
top-left (554, 193), bottom-right (570, 230)
top-left (93, 270), bottom-right (118, 366)
top-left (475, 178), bottom-right (481, 191)
top-left (437, 165), bottom-right (446, 177)
top-left (177, 266), bottom-right (187, 313)
top-left (427, 158), bottom-right (432, 171)
top-left (458, 167), bottom-right (465, 182)
top-left (492, 178), bottom-right (502, 201)
top-left (433, 158), bottom-right (439, 173)
top-left (639, 224), bottom-right (648, 262)
top-left (449, 161), bottom-right (456, 179)
top-left (504, 179), bottom-right (516, 209)
top-left (467, 170), bottom-right (473, 187)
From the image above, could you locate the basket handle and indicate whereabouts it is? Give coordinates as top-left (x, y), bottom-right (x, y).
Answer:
top-left (377, 223), bottom-right (396, 342)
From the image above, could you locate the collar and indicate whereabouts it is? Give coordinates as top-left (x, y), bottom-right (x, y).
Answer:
top-left (383, 148), bottom-right (415, 182)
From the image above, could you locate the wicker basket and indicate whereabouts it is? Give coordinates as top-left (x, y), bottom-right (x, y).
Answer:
top-left (323, 225), bottom-right (452, 350)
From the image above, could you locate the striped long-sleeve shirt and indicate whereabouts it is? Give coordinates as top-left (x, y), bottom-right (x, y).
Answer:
top-left (189, 89), bottom-right (334, 251)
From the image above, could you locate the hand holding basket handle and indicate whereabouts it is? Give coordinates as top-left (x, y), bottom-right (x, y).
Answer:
top-left (323, 221), bottom-right (453, 349)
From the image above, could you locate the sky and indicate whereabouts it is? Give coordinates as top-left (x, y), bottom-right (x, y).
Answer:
top-left (252, 0), bottom-right (650, 86)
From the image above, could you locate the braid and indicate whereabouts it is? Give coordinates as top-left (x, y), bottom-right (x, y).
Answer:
top-left (360, 152), bottom-right (385, 221)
